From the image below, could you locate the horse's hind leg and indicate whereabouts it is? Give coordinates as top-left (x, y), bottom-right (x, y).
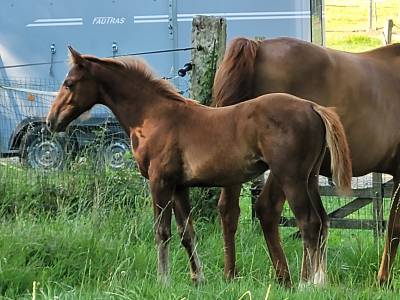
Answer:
top-left (255, 173), bottom-right (291, 287)
top-left (218, 184), bottom-right (242, 279)
top-left (173, 186), bottom-right (204, 283)
top-left (378, 175), bottom-right (400, 285)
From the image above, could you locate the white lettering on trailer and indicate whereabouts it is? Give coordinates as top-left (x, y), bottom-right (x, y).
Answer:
top-left (92, 17), bottom-right (126, 25)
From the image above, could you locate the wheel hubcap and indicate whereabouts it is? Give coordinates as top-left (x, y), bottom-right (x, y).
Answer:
top-left (28, 139), bottom-right (63, 169)
top-left (104, 140), bottom-right (130, 169)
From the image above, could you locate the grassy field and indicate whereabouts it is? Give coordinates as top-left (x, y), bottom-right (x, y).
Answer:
top-left (0, 164), bottom-right (399, 299)
top-left (2, 1), bottom-right (400, 299)
top-left (326, 0), bottom-right (400, 51)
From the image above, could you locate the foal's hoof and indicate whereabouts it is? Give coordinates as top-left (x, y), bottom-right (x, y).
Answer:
top-left (298, 280), bottom-right (312, 290)
top-left (377, 275), bottom-right (394, 289)
top-left (191, 271), bottom-right (205, 285)
top-left (313, 269), bottom-right (327, 287)
top-left (158, 274), bottom-right (171, 286)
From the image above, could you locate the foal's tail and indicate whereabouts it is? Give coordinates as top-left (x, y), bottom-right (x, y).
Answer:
top-left (212, 37), bottom-right (260, 107)
top-left (312, 105), bottom-right (352, 195)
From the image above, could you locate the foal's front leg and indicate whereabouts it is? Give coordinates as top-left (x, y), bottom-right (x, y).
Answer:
top-left (173, 186), bottom-right (204, 283)
top-left (149, 177), bottom-right (174, 284)
top-left (218, 184), bottom-right (242, 279)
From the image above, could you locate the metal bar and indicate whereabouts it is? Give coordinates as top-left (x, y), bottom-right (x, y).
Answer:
top-left (372, 173), bottom-right (385, 237)
top-left (286, 197), bottom-right (373, 238)
top-left (328, 197), bottom-right (372, 219)
top-left (281, 216), bottom-right (385, 231)
top-left (168, 0), bottom-right (179, 85)
top-left (320, 185), bottom-right (374, 198)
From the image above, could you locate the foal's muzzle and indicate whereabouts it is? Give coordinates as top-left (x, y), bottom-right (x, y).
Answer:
top-left (46, 114), bottom-right (58, 132)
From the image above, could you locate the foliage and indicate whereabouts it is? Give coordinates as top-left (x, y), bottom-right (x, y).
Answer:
top-left (0, 162), bottom-right (148, 218)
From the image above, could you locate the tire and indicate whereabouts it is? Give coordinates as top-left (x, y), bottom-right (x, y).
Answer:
top-left (100, 135), bottom-right (131, 169)
top-left (20, 126), bottom-right (67, 170)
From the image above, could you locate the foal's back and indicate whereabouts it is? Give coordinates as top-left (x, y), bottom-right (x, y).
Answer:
top-left (178, 93), bottom-right (324, 187)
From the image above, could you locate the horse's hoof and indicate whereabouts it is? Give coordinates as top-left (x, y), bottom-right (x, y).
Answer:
top-left (276, 274), bottom-right (292, 289)
top-left (224, 269), bottom-right (238, 281)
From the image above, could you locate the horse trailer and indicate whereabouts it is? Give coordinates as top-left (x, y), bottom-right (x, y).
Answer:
top-left (0, 0), bottom-right (324, 169)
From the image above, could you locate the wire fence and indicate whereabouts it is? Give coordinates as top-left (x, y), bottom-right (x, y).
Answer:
top-left (0, 76), bottom-right (149, 220)
top-left (326, 0), bottom-right (400, 31)
top-left (0, 73), bottom-right (394, 230)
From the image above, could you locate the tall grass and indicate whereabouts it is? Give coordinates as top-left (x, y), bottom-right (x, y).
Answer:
top-left (0, 162), bottom-right (399, 299)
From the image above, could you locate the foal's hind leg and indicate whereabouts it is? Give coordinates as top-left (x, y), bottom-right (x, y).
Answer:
top-left (281, 178), bottom-right (328, 287)
top-left (218, 184), bottom-right (242, 279)
top-left (296, 147), bottom-right (329, 286)
top-left (378, 175), bottom-right (400, 285)
top-left (305, 166), bottom-right (329, 286)
top-left (173, 186), bottom-right (204, 283)
top-left (255, 173), bottom-right (291, 287)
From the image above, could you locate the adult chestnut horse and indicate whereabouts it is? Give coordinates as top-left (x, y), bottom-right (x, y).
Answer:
top-left (47, 47), bottom-right (351, 286)
top-left (212, 36), bottom-right (400, 285)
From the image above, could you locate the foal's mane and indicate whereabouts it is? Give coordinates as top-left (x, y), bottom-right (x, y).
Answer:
top-left (77, 55), bottom-right (186, 103)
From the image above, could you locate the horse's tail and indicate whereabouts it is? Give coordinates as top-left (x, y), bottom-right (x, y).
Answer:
top-left (211, 37), bottom-right (260, 107)
top-left (312, 105), bottom-right (352, 195)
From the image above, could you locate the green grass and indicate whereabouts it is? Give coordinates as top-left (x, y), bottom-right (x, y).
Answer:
top-left (326, 0), bottom-right (400, 51)
top-left (1, 164), bottom-right (400, 299)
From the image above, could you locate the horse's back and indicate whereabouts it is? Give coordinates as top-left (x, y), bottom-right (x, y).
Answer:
top-left (359, 43), bottom-right (400, 61)
top-left (254, 38), bottom-right (335, 105)
top-left (254, 38), bottom-right (400, 175)
top-left (255, 38), bottom-right (400, 99)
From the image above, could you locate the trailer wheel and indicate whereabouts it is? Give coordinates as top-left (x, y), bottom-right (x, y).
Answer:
top-left (20, 126), bottom-right (67, 170)
top-left (101, 135), bottom-right (131, 169)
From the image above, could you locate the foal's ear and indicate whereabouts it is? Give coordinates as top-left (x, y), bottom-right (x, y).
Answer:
top-left (68, 46), bottom-right (86, 66)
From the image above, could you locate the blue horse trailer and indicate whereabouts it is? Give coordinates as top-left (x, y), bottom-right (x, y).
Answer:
top-left (0, 0), bottom-right (324, 169)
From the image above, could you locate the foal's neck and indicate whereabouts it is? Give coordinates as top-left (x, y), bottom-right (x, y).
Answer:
top-left (98, 68), bottom-right (183, 132)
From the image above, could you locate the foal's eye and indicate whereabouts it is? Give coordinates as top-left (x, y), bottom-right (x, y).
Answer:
top-left (64, 80), bottom-right (74, 90)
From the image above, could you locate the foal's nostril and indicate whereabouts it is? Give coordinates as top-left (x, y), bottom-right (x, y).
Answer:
top-left (46, 118), bottom-right (53, 131)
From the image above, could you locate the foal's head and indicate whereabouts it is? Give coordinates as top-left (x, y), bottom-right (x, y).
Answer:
top-left (47, 46), bottom-right (187, 132)
top-left (47, 46), bottom-right (101, 132)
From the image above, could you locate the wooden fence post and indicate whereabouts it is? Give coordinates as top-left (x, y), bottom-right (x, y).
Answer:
top-left (372, 172), bottom-right (384, 238)
top-left (190, 15), bottom-right (226, 105)
top-left (383, 19), bottom-right (393, 45)
top-left (369, 0), bottom-right (374, 30)
top-left (188, 16), bottom-right (226, 218)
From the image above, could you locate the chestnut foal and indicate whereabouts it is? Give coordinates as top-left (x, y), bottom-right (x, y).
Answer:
top-left (47, 47), bottom-right (352, 286)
